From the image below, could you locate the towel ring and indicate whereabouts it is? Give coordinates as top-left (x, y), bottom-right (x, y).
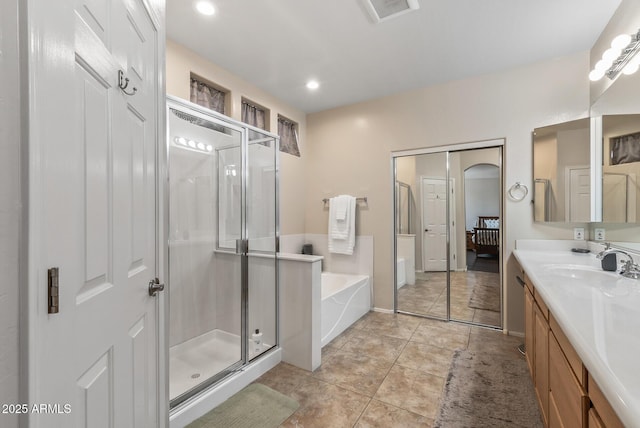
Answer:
top-left (508, 182), bottom-right (528, 201)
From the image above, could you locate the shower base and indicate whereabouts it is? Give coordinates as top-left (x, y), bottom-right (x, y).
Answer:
top-left (170, 329), bottom-right (241, 401)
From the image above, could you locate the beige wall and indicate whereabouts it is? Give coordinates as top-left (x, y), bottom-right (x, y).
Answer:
top-left (306, 52), bottom-right (592, 334)
top-left (166, 40), bottom-right (307, 235)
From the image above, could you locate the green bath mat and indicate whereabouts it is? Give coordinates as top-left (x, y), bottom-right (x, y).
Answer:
top-left (187, 383), bottom-right (299, 428)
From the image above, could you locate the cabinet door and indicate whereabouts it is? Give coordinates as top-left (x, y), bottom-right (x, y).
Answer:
top-left (588, 374), bottom-right (624, 428)
top-left (525, 287), bottom-right (535, 377)
top-left (534, 302), bottom-right (549, 425)
top-left (588, 408), bottom-right (605, 428)
top-left (549, 333), bottom-right (587, 428)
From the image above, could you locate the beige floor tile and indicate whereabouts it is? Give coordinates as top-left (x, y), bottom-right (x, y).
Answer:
top-left (360, 313), bottom-right (421, 340)
top-left (281, 377), bottom-right (370, 428)
top-left (313, 350), bottom-right (393, 396)
top-left (410, 322), bottom-right (470, 351)
top-left (396, 342), bottom-right (454, 378)
top-left (355, 399), bottom-right (432, 427)
top-left (255, 362), bottom-right (311, 395)
top-left (467, 326), bottom-right (523, 360)
top-left (374, 365), bottom-right (444, 419)
top-left (340, 330), bottom-right (408, 364)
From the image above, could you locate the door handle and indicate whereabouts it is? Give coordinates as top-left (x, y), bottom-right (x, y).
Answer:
top-left (148, 278), bottom-right (165, 296)
top-left (425, 229), bottom-right (429, 232)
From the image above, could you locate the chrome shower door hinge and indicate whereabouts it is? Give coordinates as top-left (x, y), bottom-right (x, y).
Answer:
top-left (48, 267), bottom-right (59, 314)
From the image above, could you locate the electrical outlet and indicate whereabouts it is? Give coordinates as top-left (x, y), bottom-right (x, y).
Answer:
top-left (574, 227), bottom-right (585, 240)
top-left (594, 228), bottom-right (605, 241)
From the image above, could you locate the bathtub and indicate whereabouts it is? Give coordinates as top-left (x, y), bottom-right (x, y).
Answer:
top-left (321, 272), bottom-right (371, 347)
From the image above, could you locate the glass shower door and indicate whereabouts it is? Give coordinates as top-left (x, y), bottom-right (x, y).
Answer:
top-left (246, 129), bottom-right (278, 360)
top-left (167, 105), bottom-right (245, 406)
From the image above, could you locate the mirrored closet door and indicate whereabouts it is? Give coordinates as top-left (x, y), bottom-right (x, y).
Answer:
top-left (394, 144), bottom-right (503, 328)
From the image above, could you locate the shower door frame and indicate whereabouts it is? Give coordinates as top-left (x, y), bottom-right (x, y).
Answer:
top-left (165, 96), bottom-right (280, 410)
top-left (391, 138), bottom-right (505, 329)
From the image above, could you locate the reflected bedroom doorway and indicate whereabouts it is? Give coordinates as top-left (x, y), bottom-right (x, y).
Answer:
top-left (393, 141), bottom-right (503, 329)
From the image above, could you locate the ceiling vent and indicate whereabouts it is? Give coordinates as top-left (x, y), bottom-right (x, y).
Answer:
top-left (361, 0), bottom-right (420, 24)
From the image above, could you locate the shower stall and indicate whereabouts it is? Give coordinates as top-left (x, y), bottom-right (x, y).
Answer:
top-left (166, 96), bottom-right (279, 408)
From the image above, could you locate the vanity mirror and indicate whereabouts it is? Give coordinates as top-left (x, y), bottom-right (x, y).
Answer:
top-left (591, 63), bottom-right (640, 225)
top-left (589, 56), bottom-right (640, 250)
top-left (532, 118), bottom-right (591, 222)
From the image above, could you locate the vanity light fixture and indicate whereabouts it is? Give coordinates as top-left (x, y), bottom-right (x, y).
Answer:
top-left (173, 137), bottom-right (213, 154)
top-left (195, 1), bottom-right (215, 16)
top-left (589, 29), bottom-right (640, 81)
top-left (306, 80), bottom-right (319, 90)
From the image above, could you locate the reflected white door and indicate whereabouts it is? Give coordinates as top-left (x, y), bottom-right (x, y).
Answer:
top-left (567, 167), bottom-right (590, 222)
top-left (603, 173), bottom-right (628, 222)
top-left (422, 178), bottom-right (448, 271)
top-left (30, 0), bottom-right (162, 426)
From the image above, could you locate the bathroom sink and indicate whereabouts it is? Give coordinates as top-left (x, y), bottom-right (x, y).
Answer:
top-left (541, 264), bottom-right (620, 282)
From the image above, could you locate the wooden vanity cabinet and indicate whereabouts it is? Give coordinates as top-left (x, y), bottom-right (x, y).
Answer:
top-left (524, 274), bottom-right (534, 376)
top-left (523, 274), bottom-right (549, 425)
top-left (548, 330), bottom-right (588, 428)
top-left (534, 297), bottom-right (549, 425)
top-left (520, 262), bottom-right (627, 428)
top-left (588, 374), bottom-right (624, 428)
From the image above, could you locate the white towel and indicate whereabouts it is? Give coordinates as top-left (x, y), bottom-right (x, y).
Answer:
top-left (328, 195), bottom-right (356, 255)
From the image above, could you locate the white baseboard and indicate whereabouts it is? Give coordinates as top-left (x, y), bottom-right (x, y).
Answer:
top-left (372, 307), bottom-right (394, 314)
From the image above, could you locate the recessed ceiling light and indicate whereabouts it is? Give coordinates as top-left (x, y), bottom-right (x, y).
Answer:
top-left (306, 80), bottom-right (319, 90)
top-left (195, 1), bottom-right (215, 16)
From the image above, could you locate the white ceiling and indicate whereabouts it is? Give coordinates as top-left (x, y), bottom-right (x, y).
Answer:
top-left (167, 0), bottom-right (622, 114)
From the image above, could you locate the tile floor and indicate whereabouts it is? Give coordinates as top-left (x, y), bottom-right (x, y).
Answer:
top-left (255, 311), bottom-right (523, 427)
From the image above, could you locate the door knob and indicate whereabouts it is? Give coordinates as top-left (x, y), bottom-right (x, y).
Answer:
top-left (148, 278), bottom-right (165, 296)
top-left (425, 229), bottom-right (430, 232)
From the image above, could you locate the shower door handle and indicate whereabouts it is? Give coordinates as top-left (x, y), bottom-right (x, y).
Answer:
top-left (148, 278), bottom-right (165, 296)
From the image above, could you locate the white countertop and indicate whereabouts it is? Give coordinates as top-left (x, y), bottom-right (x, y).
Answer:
top-left (513, 242), bottom-right (640, 426)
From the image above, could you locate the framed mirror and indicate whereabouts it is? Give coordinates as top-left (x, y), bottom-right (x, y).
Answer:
top-left (532, 118), bottom-right (591, 222)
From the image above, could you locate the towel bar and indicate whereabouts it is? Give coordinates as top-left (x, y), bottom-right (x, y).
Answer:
top-left (322, 197), bottom-right (368, 204)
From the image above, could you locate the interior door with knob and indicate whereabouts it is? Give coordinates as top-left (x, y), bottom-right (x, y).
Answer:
top-left (29, 0), bottom-right (163, 426)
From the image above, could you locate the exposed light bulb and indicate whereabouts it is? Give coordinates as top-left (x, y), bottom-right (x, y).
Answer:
top-left (611, 34), bottom-right (632, 50)
top-left (595, 59), bottom-right (612, 72)
top-left (306, 80), bottom-right (319, 90)
top-left (197, 142), bottom-right (206, 150)
top-left (176, 137), bottom-right (187, 145)
top-left (589, 68), bottom-right (605, 81)
top-left (195, 1), bottom-right (215, 16)
top-left (206, 145), bottom-right (213, 152)
top-left (622, 57), bottom-right (640, 75)
top-left (188, 140), bottom-right (196, 148)
top-left (602, 47), bottom-right (622, 63)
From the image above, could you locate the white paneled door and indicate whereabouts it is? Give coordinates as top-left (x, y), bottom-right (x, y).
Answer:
top-left (421, 178), bottom-right (448, 272)
top-left (29, 0), bottom-right (163, 426)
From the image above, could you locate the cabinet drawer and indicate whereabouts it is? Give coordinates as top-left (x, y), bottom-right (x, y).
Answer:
top-left (534, 288), bottom-right (549, 320)
top-left (550, 314), bottom-right (586, 387)
top-left (524, 272), bottom-right (533, 294)
top-left (588, 374), bottom-right (624, 428)
top-left (549, 334), bottom-right (587, 428)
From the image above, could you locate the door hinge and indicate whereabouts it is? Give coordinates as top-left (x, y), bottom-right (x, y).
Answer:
top-left (48, 267), bottom-right (59, 314)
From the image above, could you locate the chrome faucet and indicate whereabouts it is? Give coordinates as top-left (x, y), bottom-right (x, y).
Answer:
top-left (598, 247), bottom-right (640, 279)
top-left (596, 242), bottom-right (611, 259)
